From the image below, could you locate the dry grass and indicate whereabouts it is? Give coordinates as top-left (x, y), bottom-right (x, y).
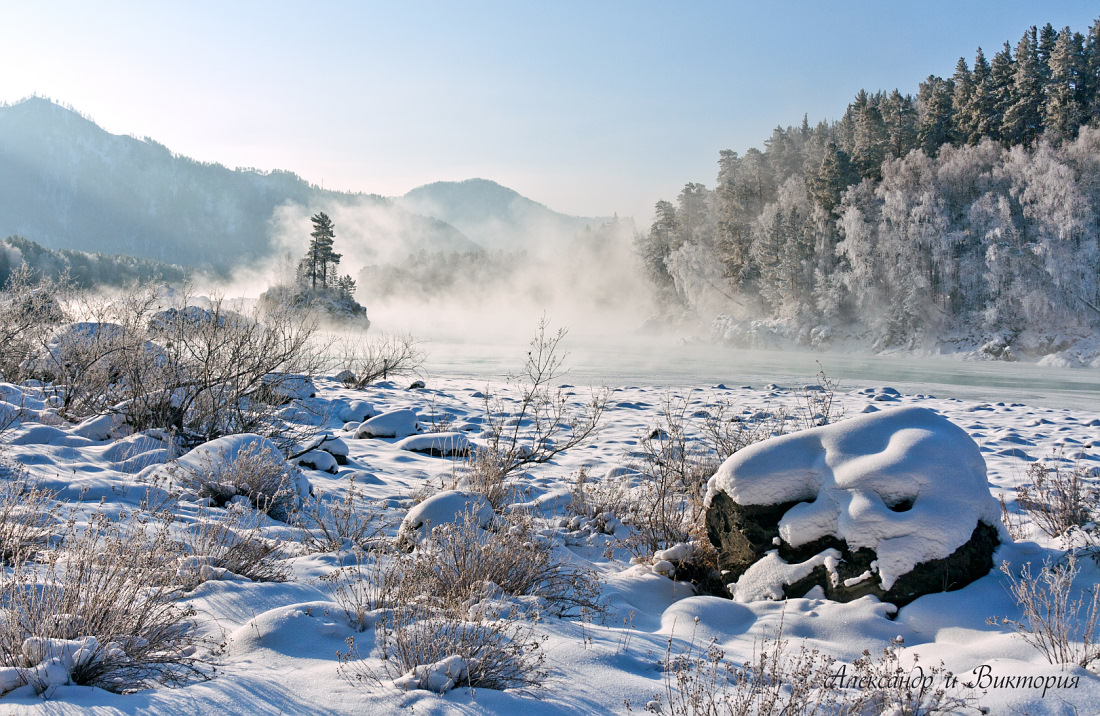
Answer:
top-left (1014, 454), bottom-right (1096, 540)
top-left (180, 439), bottom-right (304, 522)
top-left (176, 507), bottom-right (288, 589)
top-left (339, 600), bottom-right (548, 693)
top-left (993, 551), bottom-right (1100, 669)
top-left (0, 468), bottom-right (59, 565)
top-left (0, 510), bottom-right (204, 694)
top-left (294, 477), bottom-right (384, 553)
top-left (659, 623), bottom-right (978, 715)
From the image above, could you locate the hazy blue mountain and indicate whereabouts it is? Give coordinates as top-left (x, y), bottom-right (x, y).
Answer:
top-left (399, 178), bottom-right (608, 251)
top-left (0, 98), bottom-right (476, 272)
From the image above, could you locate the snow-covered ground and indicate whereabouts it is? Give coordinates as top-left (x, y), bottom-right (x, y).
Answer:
top-left (2, 366), bottom-right (1099, 714)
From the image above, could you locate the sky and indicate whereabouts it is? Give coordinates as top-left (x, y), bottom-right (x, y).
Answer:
top-left (1, 1), bottom-right (1098, 223)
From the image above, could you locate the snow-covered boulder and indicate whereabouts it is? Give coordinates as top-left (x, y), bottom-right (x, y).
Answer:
top-left (393, 432), bottom-right (471, 457)
top-left (398, 490), bottom-right (494, 545)
top-left (354, 409), bottom-right (419, 439)
top-left (704, 406), bottom-right (1004, 606)
top-left (72, 411), bottom-right (130, 441)
top-left (260, 374), bottom-right (317, 404)
top-left (337, 400), bottom-right (376, 423)
top-left (293, 449), bottom-right (338, 474)
top-left (317, 436), bottom-right (349, 464)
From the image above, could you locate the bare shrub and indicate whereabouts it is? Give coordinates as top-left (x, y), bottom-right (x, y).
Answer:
top-left (374, 607), bottom-right (545, 695)
top-left (792, 365), bottom-right (843, 431)
top-left (294, 478), bottom-right (384, 553)
top-left (0, 511), bottom-right (203, 694)
top-left (0, 264), bottom-right (70, 382)
top-left (479, 319), bottom-right (607, 484)
top-left (625, 393), bottom-right (718, 557)
top-left (411, 508), bottom-right (601, 617)
top-left (993, 552), bottom-right (1100, 668)
top-left (138, 292), bottom-right (328, 449)
top-left (1014, 453), bottom-right (1096, 539)
top-left (176, 507), bottom-right (288, 589)
top-left (0, 469), bottom-right (59, 564)
top-left (319, 551), bottom-right (405, 632)
top-left (566, 467), bottom-right (631, 535)
top-left (340, 601), bottom-right (547, 693)
top-left (334, 332), bottom-right (424, 388)
top-left (999, 492), bottom-right (1030, 542)
top-left (11, 283), bottom-right (327, 448)
top-left (453, 450), bottom-right (512, 510)
top-left (175, 439), bottom-right (304, 521)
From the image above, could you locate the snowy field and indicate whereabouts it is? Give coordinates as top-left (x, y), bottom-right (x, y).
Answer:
top-left (1, 352), bottom-right (1099, 714)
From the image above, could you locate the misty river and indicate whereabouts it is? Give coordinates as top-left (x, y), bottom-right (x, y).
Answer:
top-left (417, 335), bottom-right (1100, 412)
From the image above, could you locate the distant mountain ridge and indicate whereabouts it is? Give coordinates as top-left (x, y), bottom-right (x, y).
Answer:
top-left (399, 178), bottom-right (609, 251)
top-left (0, 98), bottom-right (475, 271)
top-left (0, 98), bottom-right (609, 272)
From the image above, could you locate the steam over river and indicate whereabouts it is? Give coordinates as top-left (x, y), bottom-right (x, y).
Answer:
top-left (419, 336), bottom-right (1100, 412)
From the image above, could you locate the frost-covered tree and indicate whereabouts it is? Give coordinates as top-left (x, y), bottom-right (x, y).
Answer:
top-left (636, 14), bottom-right (1100, 353)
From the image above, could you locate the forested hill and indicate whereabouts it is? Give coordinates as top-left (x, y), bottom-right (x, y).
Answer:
top-left (639, 18), bottom-right (1100, 363)
top-left (0, 97), bottom-right (472, 272)
top-left (0, 235), bottom-right (188, 288)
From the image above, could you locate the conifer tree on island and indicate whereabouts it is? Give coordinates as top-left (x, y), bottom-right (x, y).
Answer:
top-left (260, 211), bottom-right (368, 325)
top-left (302, 212), bottom-right (341, 290)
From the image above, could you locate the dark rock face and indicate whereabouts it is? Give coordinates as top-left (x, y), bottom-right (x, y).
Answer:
top-left (706, 491), bottom-right (1000, 608)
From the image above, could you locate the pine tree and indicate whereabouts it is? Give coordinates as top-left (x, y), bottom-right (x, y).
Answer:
top-left (1043, 28), bottom-right (1086, 142)
top-left (882, 90), bottom-right (918, 158)
top-left (809, 142), bottom-right (857, 214)
top-left (990, 42), bottom-right (1017, 142)
top-left (303, 212), bottom-right (341, 291)
top-left (1086, 19), bottom-right (1100, 119)
top-left (965, 48), bottom-right (996, 143)
top-left (951, 58), bottom-right (976, 144)
top-left (852, 89), bottom-right (887, 179)
top-left (917, 75), bottom-right (955, 154)
top-left (1003, 28), bottom-right (1044, 145)
top-left (1037, 23), bottom-right (1059, 80)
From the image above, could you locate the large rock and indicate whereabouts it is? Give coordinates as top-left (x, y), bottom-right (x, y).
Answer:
top-left (704, 406), bottom-right (1006, 607)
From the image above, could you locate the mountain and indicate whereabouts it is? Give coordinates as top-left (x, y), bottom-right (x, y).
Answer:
top-left (0, 98), bottom-right (476, 272)
top-left (399, 178), bottom-right (608, 252)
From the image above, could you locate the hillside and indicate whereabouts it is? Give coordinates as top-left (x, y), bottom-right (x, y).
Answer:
top-left (399, 178), bottom-right (607, 251)
top-left (0, 98), bottom-right (475, 272)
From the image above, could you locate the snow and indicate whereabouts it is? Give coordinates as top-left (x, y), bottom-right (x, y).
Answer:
top-left (354, 409), bottom-right (419, 439)
top-left (392, 431), bottom-right (470, 456)
top-left (398, 490), bottom-right (494, 544)
top-left (293, 449), bottom-right (338, 474)
top-left (2, 371), bottom-right (1099, 713)
top-left (707, 405), bottom-right (1005, 590)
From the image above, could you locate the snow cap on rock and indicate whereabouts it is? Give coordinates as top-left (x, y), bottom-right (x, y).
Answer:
top-left (706, 406), bottom-right (1005, 591)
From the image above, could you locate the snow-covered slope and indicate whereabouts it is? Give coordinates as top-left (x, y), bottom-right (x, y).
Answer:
top-left (1, 371), bottom-right (1098, 713)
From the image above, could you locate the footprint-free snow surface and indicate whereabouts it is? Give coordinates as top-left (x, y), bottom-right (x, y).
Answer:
top-left (2, 375), bottom-right (1099, 713)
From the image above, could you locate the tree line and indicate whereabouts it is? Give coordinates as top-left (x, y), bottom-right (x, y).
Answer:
top-left (638, 18), bottom-right (1100, 354)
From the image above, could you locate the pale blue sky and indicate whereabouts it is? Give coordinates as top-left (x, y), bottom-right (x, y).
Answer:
top-left (1, 1), bottom-right (1097, 221)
